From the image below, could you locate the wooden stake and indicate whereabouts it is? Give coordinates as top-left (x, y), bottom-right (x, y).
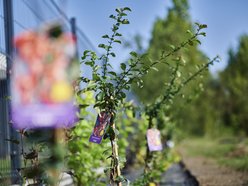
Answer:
top-left (110, 122), bottom-right (122, 186)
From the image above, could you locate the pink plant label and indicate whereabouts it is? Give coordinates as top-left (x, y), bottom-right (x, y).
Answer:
top-left (89, 112), bottom-right (111, 144)
top-left (147, 128), bottom-right (163, 151)
top-left (11, 24), bottom-right (78, 129)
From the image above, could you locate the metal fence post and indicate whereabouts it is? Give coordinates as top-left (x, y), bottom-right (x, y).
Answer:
top-left (3, 0), bottom-right (21, 184)
top-left (70, 17), bottom-right (79, 59)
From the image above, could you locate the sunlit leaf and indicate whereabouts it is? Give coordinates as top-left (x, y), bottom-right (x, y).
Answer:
top-left (120, 63), bottom-right (126, 70)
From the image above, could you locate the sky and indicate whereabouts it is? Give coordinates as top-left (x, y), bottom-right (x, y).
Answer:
top-left (65, 0), bottom-right (248, 75)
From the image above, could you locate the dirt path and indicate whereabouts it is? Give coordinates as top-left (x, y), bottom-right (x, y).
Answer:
top-left (179, 151), bottom-right (248, 186)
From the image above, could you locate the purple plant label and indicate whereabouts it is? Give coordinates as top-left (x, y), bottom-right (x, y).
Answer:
top-left (89, 112), bottom-right (111, 144)
top-left (11, 23), bottom-right (78, 129)
top-left (147, 128), bottom-right (163, 151)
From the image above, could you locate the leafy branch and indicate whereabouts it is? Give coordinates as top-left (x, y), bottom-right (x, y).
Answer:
top-left (114, 23), bottom-right (209, 97)
top-left (145, 55), bottom-right (220, 117)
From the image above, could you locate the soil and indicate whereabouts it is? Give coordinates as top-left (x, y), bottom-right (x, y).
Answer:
top-left (178, 150), bottom-right (248, 186)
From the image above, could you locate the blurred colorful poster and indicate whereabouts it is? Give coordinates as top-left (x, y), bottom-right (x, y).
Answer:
top-left (11, 24), bottom-right (78, 129)
top-left (147, 128), bottom-right (163, 151)
top-left (89, 112), bottom-right (111, 144)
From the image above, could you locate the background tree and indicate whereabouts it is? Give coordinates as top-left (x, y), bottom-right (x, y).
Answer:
top-left (220, 35), bottom-right (248, 135)
top-left (175, 34), bottom-right (248, 137)
top-left (133, 0), bottom-right (212, 136)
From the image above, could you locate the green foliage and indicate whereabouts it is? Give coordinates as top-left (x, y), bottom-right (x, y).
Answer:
top-left (184, 34), bottom-right (248, 137)
top-left (80, 7), bottom-right (153, 114)
top-left (0, 158), bottom-right (11, 185)
top-left (67, 92), bottom-right (108, 185)
top-left (220, 35), bottom-right (248, 135)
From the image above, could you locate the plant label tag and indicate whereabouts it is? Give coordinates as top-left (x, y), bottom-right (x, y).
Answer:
top-left (11, 23), bottom-right (78, 129)
top-left (89, 112), bottom-right (111, 144)
top-left (147, 128), bottom-right (163, 151)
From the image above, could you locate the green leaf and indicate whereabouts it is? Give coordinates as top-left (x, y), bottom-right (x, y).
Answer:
top-left (85, 61), bottom-right (94, 67)
top-left (151, 67), bottom-right (158, 71)
top-left (93, 73), bottom-right (100, 81)
top-left (79, 77), bottom-right (90, 83)
top-left (122, 19), bottom-right (130, 24)
top-left (107, 63), bottom-right (113, 69)
top-left (199, 24), bottom-right (207, 29)
top-left (115, 33), bottom-right (122, 37)
top-left (120, 63), bottom-right (126, 70)
top-left (102, 148), bottom-right (111, 155)
top-left (199, 32), bottom-right (206, 37)
top-left (176, 71), bottom-right (181, 77)
top-left (120, 13), bottom-right (127, 16)
top-left (137, 79), bottom-right (144, 88)
top-left (82, 50), bottom-right (90, 60)
top-left (123, 84), bottom-right (130, 90)
top-left (87, 83), bottom-right (97, 91)
top-left (110, 52), bottom-right (116, 57)
top-left (96, 92), bottom-right (105, 101)
top-left (130, 51), bottom-right (138, 58)
top-left (93, 102), bottom-right (103, 109)
top-left (109, 71), bottom-right (117, 76)
top-left (76, 89), bottom-right (83, 96)
top-left (78, 104), bottom-right (89, 109)
top-left (186, 30), bottom-right (192, 34)
top-left (102, 34), bottom-right (109, 39)
top-left (114, 40), bottom-right (121, 44)
top-left (119, 91), bottom-right (126, 99)
top-left (98, 44), bottom-right (106, 49)
top-left (112, 25), bottom-right (119, 31)
top-left (81, 55), bottom-right (86, 60)
top-left (109, 14), bottom-right (116, 19)
top-left (83, 50), bottom-right (90, 56)
top-left (195, 39), bottom-right (201, 45)
top-left (195, 22), bottom-right (200, 27)
top-left (114, 128), bottom-right (120, 136)
top-left (123, 7), bottom-right (131, 12)
top-left (169, 45), bottom-right (175, 50)
top-left (115, 8), bottom-right (121, 13)
top-left (188, 40), bottom-right (194, 46)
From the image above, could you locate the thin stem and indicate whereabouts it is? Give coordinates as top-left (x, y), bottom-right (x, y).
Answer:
top-left (102, 28), bottom-right (116, 78)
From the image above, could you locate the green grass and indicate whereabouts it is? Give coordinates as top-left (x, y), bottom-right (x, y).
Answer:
top-left (178, 137), bottom-right (248, 171)
top-left (0, 157), bottom-right (11, 173)
top-left (0, 157), bottom-right (11, 185)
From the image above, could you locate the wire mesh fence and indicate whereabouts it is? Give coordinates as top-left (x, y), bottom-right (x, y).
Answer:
top-left (0, 53), bottom-right (11, 185)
